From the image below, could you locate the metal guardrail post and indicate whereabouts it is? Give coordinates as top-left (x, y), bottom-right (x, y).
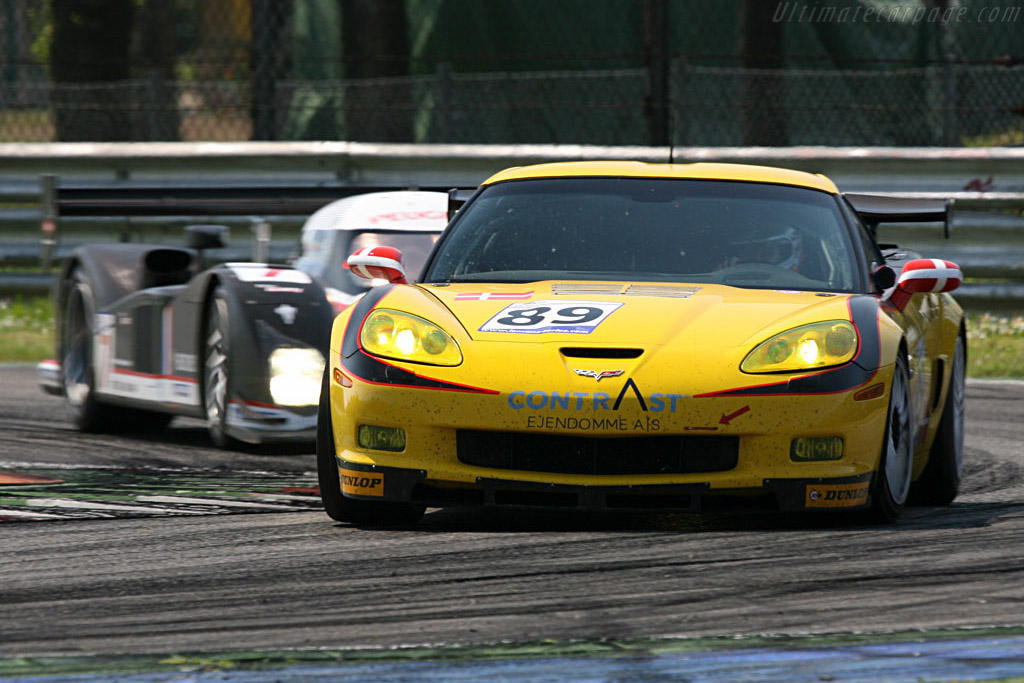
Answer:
top-left (252, 219), bottom-right (271, 263)
top-left (39, 174), bottom-right (58, 271)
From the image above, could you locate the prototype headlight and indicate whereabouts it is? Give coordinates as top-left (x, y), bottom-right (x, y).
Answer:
top-left (741, 320), bottom-right (858, 374)
top-left (268, 347), bottom-right (326, 406)
top-left (360, 309), bottom-right (462, 366)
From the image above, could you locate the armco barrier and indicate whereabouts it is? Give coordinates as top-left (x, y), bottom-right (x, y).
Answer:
top-left (0, 143), bottom-right (1022, 308)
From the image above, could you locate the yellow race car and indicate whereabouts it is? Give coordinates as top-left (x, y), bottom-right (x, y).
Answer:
top-left (317, 161), bottom-right (965, 525)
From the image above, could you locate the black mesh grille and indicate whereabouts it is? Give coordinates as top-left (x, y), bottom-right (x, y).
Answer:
top-left (457, 431), bottom-right (738, 476)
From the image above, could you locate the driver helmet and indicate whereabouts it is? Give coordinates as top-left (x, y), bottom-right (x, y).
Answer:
top-left (718, 226), bottom-right (803, 271)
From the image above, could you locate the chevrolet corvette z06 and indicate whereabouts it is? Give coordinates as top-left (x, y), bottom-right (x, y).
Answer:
top-left (317, 161), bottom-right (965, 525)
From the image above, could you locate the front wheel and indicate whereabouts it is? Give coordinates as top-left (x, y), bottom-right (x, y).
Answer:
top-left (316, 369), bottom-right (424, 527)
top-left (911, 333), bottom-right (966, 505)
top-left (203, 286), bottom-right (236, 448)
top-left (870, 353), bottom-right (914, 523)
top-left (62, 268), bottom-right (115, 432)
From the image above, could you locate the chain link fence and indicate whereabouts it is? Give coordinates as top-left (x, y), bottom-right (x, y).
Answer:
top-left (1, 0), bottom-right (1022, 146)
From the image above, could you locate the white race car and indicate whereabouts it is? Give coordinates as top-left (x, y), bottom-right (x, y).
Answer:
top-left (292, 191), bottom-right (449, 313)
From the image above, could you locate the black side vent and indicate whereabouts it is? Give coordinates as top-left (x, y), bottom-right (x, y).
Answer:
top-left (561, 347), bottom-right (643, 359)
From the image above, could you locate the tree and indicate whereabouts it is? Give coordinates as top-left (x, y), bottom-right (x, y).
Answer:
top-left (132, 0), bottom-right (179, 141)
top-left (50, 0), bottom-right (135, 141)
top-left (341, 0), bottom-right (411, 141)
top-left (739, 0), bottom-right (787, 146)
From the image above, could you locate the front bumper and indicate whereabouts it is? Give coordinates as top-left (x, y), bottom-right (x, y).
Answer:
top-left (327, 352), bottom-right (894, 513)
top-left (335, 459), bottom-right (874, 512)
top-left (37, 359), bottom-right (63, 396)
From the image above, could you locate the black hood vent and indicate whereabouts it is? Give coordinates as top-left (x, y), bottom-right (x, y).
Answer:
top-left (560, 347), bottom-right (643, 359)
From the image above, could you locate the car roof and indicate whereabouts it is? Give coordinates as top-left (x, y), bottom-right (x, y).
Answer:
top-left (301, 190), bottom-right (449, 235)
top-left (481, 161), bottom-right (839, 194)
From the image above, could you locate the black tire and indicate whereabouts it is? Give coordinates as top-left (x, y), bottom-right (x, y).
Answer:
top-left (869, 353), bottom-right (914, 523)
top-left (316, 369), bottom-right (348, 521)
top-left (316, 369), bottom-right (425, 527)
top-left (62, 267), bottom-right (116, 432)
top-left (911, 333), bottom-right (966, 505)
top-left (203, 286), bottom-right (236, 448)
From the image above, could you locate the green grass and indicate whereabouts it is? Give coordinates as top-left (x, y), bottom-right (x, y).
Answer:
top-left (0, 295), bottom-right (55, 362)
top-left (966, 312), bottom-right (1024, 378)
top-left (0, 297), bottom-right (1022, 378)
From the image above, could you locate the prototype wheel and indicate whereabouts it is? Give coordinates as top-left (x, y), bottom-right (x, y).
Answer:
top-left (203, 286), bottom-right (235, 448)
top-left (316, 369), bottom-right (425, 526)
top-left (62, 268), bottom-right (115, 431)
top-left (911, 333), bottom-right (966, 505)
top-left (870, 353), bottom-right (914, 522)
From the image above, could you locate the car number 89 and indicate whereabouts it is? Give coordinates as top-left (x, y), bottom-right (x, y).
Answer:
top-left (479, 299), bottom-right (623, 335)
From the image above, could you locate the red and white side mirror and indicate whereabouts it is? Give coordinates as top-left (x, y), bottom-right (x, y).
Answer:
top-left (887, 258), bottom-right (962, 311)
top-left (347, 246), bottom-right (408, 285)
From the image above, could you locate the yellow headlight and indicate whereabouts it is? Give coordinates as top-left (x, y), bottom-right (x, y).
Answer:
top-left (360, 309), bottom-right (463, 366)
top-left (741, 321), bottom-right (858, 374)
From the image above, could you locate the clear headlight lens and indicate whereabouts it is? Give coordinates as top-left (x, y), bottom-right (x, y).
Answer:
top-left (268, 347), bottom-right (326, 406)
top-left (741, 320), bottom-right (858, 374)
top-left (360, 309), bottom-right (462, 366)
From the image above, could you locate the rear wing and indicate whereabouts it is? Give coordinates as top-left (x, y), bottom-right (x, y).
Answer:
top-left (844, 193), bottom-right (954, 239)
top-left (38, 176), bottom-right (458, 268)
top-left (49, 182), bottom-right (456, 217)
top-left (447, 188), bottom-right (477, 218)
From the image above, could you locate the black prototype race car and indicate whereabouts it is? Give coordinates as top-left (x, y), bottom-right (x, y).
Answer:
top-left (40, 225), bottom-right (334, 447)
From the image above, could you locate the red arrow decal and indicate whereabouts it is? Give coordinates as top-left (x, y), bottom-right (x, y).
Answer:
top-left (719, 406), bottom-right (750, 425)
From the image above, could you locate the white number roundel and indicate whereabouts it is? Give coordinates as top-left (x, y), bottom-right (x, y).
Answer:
top-left (479, 300), bottom-right (623, 335)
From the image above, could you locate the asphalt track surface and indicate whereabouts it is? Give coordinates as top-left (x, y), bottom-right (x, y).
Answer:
top-left (3, 364), bottom-right (1024, 667)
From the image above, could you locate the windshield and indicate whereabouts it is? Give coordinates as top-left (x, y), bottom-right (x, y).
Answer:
top-left (424, 178), bottom-right (858, 292)
top-left (295, 230), bottom-right (440, 293)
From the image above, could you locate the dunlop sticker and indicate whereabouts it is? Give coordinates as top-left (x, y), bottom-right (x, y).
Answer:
top-left (339, 468), bottom-right (384, 497)
top-left (805, 482), bottom-right (869, 508)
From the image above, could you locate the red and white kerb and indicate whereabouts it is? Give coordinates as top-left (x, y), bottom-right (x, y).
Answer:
top-left (347, 245), bottom-right (407, 284)
top-left (897, 259), bottom-right (962, 293)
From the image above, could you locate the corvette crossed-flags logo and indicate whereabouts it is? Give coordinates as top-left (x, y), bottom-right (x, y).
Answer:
top-left (573, 369), bottom-right (625, 381)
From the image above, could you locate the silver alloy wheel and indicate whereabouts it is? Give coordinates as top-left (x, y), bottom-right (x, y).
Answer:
top-left (204, 293), bottom-right (229, 432)
top-left (885, 359), bottom-right (914, 505)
